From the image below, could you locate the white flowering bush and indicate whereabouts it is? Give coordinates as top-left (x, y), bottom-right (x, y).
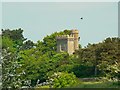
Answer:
top-left (48, 72), bottom-right (79, 88)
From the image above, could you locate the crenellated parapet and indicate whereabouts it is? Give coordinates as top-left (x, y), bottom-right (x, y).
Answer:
top-left (56, 35), bottom-right (74, 40)
top-left (71, 29), bottom-right (79, 34)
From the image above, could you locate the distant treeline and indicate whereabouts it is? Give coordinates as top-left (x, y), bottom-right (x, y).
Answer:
top-left (1, 28), bottom-right (120, 88)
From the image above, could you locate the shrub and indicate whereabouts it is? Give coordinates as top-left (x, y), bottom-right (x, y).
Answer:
top-left (48, 72), bottom-right (79, 88)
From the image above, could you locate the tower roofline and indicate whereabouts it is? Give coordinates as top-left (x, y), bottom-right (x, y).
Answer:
top-left (56, 35), bottom-right (74, 40)
top-left (71, 29), bottom-right (79, 34)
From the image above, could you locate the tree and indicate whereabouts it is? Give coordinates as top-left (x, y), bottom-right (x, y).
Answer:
top-left (1, 29), bottom-right (27, 89)
top-left (2, 37), bottom-right (22, 89)
top-left (21, 40), bottom-right (35, 50)
top-left (97, 37), bottom-right (120, 78)
top-left (2, 28), bottom-right (25, 41)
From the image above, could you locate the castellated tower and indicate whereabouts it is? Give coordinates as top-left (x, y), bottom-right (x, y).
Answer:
top-left (56, 29), bottom-right (79, 55)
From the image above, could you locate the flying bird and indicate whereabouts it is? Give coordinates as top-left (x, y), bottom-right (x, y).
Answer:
top-left (80, 17), bottom-right (83, 19)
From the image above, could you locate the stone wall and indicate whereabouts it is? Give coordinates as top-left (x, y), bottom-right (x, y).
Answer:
top-left (56, 29), bottom-right (79, 55)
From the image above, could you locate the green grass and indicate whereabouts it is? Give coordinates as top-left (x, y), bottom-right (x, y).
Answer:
top-left (35, 85), bottom-right (50, 90)
top-left (76, 81), bottom-right (119, 88)
top-left (36, 85), bottom-right (50, 88)
top-left (35, 80), bottom-right (119, 88)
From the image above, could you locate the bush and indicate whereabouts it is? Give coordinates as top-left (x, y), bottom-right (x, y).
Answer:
top-left (48, 72), bottom-right (79, 88)
top-left (72, 65), bottom-right (94, 78)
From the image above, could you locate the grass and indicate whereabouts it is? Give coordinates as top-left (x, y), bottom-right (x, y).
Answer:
top-left (35, 78), bottom-right (119, 88)
top-left (76, 81), bottom-right (119, 88)
top-left (36, 85), bottom-right (50, 88)
top-left (36, 81), bottom-right (119, 88)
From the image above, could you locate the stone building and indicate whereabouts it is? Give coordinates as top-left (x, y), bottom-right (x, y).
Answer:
top-left (56, 29), bottom-right (79, 55)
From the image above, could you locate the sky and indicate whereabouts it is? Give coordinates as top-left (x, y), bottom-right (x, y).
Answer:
top-left (1, 0), bottom-right (120, 2)
top-left (2, 2), bottom-right (118, 47)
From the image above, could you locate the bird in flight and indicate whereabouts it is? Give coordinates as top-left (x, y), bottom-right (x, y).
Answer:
top-left (80, 17), bottom-right (83, 19)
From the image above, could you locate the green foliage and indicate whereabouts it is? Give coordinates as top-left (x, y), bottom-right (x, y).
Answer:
top-left (1, 28), bottom-right (119, 88)
top-left (55, 64), bottom-right (73, 73)
top-left (2, 37), bottom-right (22, 88)
top-left (2, 36), bottom-right (15, 52)
top-left (21, 40), bottom-right (34, 50)
top-left (2, 28), bottom-right (25, 41)
top-left (72, 64), bottom-right (94, 78)
top-left (19, 49), bottom-right (48, 86)
top-left (75, 37), bottom-right (120, 79)
top-left (19, 51), bottom-right (69, 86)
top-left (1, 29), bottom-right (27, 88)
top-left (46, 52), bottom-right (70, 77)
top-left (49, 72), bottom-right (79, 88)
top-left (2, 28), bottom-right (26, 49)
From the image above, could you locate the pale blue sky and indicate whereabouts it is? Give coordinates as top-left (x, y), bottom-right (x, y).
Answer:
top-left (1, 0), bottom-right (119, 2)
top-left (2, 2), bottom-right (118, 47)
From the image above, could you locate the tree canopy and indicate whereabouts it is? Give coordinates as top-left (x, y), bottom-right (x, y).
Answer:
top-left (1, 28), bottom-right (120, 89)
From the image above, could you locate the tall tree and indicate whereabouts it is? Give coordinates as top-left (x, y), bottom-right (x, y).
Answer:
top-left (2, 37), bottom-right (22, 89)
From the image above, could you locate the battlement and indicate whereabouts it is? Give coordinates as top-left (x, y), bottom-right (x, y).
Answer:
top-left (71, 29), bottom-right (79, 34)
top-left (56, 35), bottom-right (74, 39)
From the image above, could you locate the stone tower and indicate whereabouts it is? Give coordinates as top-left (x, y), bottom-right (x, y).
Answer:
top-left (56, 29), bottom-right (79, 55)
